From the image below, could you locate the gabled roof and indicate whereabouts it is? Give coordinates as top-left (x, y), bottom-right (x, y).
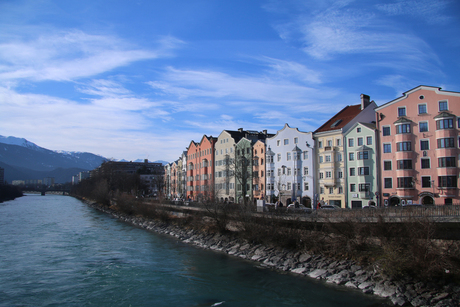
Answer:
top-left (375, 85), bottom-right (460, 111)
top-left (314, 105), bottom-right (362, 134)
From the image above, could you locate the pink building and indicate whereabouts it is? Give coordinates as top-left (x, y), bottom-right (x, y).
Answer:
top-left (375, 86), bottom-right (460, 206)
top-left (186, 135), bottom-right (217, 201)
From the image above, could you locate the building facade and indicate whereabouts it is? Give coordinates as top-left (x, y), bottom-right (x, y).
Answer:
top-left (344, 122), bottom-right (379, 208)
top-left (265, 124), bottom-right (315, 207)
top-left (375, 86), bottom-right (460, 206)
top-left (186, 135), bottom-right (217, 201)
top-left (313, 95), bottom-right (377, 208)
top-left (253, 140), bottom-right (266, 201)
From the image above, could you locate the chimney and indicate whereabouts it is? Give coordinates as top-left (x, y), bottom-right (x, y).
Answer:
top-left (361, 94), bottom-right (370, 110)
top-left (238, 128), bottom-right (243, 132)
top-left (263, 130), bottom-right (267, 135)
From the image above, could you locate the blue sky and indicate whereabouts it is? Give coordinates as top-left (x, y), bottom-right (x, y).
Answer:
top-left (1, 0), bottom-right (459, 162)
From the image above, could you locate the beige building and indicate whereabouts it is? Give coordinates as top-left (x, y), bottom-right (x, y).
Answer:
top-left (313, 95), bottom-right (377, 208)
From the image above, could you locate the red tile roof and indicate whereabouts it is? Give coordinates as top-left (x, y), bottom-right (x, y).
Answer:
top-left (314, 104), bottom-right (363, 134)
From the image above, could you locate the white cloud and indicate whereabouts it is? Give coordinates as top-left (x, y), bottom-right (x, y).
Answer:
top-left (375, 0), bottom-right (451, 24)
top-left (0, 30), bottom-right (178, 82)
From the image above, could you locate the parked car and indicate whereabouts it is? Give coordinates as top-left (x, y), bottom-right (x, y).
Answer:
top-left (287, 203), bottom-right (312, 213)
top-left (320, 205), bottom-right (341, 210)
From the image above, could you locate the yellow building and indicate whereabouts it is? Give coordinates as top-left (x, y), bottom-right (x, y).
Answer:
top-left (313, 95), bottom-right (377, 208)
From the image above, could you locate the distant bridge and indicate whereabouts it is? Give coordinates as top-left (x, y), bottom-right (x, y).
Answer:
top-left (22, 189), bottom-right (70, 196)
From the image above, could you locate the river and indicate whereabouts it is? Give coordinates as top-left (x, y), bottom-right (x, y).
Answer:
top-left (0, 194), bottom-right (387, 307)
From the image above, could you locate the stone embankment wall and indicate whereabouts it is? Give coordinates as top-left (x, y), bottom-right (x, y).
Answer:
top-left (85, 200), bottom-right (459, 307)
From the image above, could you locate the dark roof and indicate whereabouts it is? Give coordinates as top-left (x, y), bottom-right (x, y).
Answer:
top-left (314, 104), bottom-right (362, 134)
top-left (224, 130), bottom-right (274, 143)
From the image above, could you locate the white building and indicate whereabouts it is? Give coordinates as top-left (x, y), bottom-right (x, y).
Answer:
top-left (265, 124), bottom-right (315, 207)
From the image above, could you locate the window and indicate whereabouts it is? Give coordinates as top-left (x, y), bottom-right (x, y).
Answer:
top-left (338, 171), bottom-right (343, 178)
top-left (287, 182), bottom-right (291, 190)
top-left (318, 141), bottom-right (322, 148)
top-left (396, 124), bottom-right (411, 134)
top-left (277, 140), bottom-right (280, 146)
top-left (348, 138), bottom-right (354, 147)
top-left (419, 122), bottom-right (428, 132)
top-left (366, 136), bottom-right (372, 145)
top-left (437, 138), bottom-right (455, 148)
top-left (384, 161), bottom-right (392, 170)
top-left (319, 172), bottom-right (324, 179)
top-left (304, 182), bottom-right (309, 190)
top-left (421, 158), bottom-right (430, 169)
top-left (284, 139), bottom-right (289, 145)
top-left (327, 140), bottom-right (332, 147)
top-left (458, 118), bottom-right (460, 129)
top-left (319, 156), bottom-right (323, 163)
top-left (418, 104), bottom-right (427, 114)
top-left (338, 186), bottom-right (343, 194)
top-left (397, 177), bottom-right (413, 188)
top-left (382, 126), bottom-right (390, 136)
top-left (350, 184), bottom-right (356, 192)
top-left (397, 142), bottom-right (411, 151)
top-left (349, 152), bottom-right (354, 161)
top-left (358, 151), bottom-right (369, 160)
top-left (357, 127), bottom-right (361, 133)
top-left (287, 152), bottom-right (291, 160)
top-left (420, 140), bottom-right (429, 150)
top-left (326, 187), bottom-right (333, 194)
top-left (326, 171), bottom-right (332, 178)
top-left (397, 159), bottom-right (412, 170)
top-left (325, 155), bottom-right (331, 162)
top-left (383, 143), bottom-right (391, 153)
top-left (304, 167), bottom-right (309, 175)
top-left (337, 153), bottom-right (342, 162)
top-left (349, 168), bottom-right (355, 176)
top-left (294, 137), bottom-right (298, 144)
top-left (358, 167), bottom-right (369, 175)
top-left (438, 176), bottom-right (457, 188)
top-left (336, 138), bottom-right (341, 146)
top-left (439, 100), bottom-right (448, 111)
top-left (303, 151), bottom-right (308, 160)
top-left (436, 118), bottom-right (453, 130)
top-left (438, 157), bottom-right (456, 167)
top-left (422, 177), bottom-right (431, 188)
top-left (357, 137), bottom-right (363, 146)
top-left (398, 107), bottom-right (406, 117)
top-left (287, 168), bottom-right (291, 176)
top-left (384, 178), bottom-right (392, 189)
top-left (359, 183), bottom-right (370, 192)
top-left (277, 153), bottom-right (281, 161)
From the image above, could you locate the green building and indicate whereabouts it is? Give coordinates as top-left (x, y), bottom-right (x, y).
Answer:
top-left (344, 122), bottom-right (380, 208)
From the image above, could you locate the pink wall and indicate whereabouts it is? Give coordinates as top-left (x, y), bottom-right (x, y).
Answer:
top-left (376, 86), bottom-right (460, 205)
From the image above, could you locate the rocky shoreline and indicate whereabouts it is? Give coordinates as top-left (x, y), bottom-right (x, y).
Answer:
top-left (86, 201), bottom-right (459, 307)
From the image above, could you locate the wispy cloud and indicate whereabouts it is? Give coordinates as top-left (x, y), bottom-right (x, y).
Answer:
top-left (375, 0), bottom-right (451, 24)
top-left (0, 31), bottom-right (180, 82)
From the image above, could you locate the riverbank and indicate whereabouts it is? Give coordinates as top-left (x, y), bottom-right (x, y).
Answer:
top-left (83, 199), bottom-right (459, 307)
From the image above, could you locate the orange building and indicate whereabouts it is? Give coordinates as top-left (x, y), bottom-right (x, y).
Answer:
top-left (375, 86), bottom-right (460, 206)
top-left (186, 135), bottom-right (217, 201)
top-left (253, 140), bottom-right (266, 200)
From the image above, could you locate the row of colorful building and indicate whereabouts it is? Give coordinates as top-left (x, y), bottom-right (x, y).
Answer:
top-left (164, 85), bottom-right (460, 208)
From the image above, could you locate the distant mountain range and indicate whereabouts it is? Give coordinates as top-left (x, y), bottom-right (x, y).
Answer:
top-left (0, 135), bottom-right (168, 184)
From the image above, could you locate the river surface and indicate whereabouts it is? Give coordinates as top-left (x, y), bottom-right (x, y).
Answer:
top-left (0, 195), bottom-right (387, 307)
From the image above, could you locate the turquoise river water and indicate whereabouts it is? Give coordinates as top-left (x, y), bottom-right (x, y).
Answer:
top-left (0, 194), bottom-right (388, 307)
